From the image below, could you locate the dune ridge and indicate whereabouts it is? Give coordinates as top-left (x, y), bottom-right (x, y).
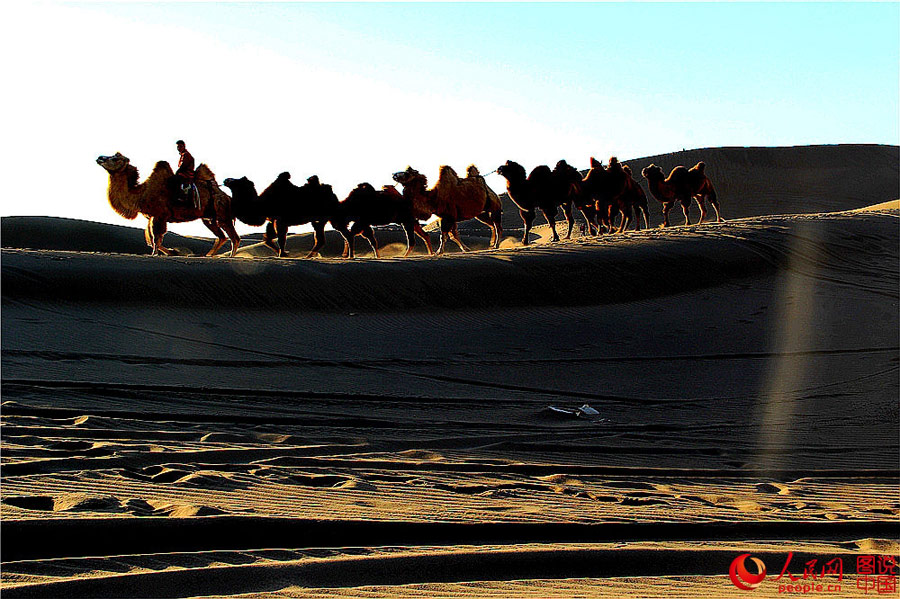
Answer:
top-left (3, 208), bottom-right (896, 313)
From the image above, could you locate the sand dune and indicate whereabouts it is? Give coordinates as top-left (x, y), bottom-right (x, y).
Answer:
top-left (1, 145), bottom-right (898, 598)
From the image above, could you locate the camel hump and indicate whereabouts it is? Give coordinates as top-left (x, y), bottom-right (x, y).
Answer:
top-left (528, 164), bottom-right (552, 179)
top-left (668, 165), bottom-right (689, 184)
top-left (382, 185), bottom-right (403, 200)
top-left (438, 165), bottom-right (460, 185)
top-left (466, 164), bottom-right (481, 177)
top-left (589, 157), bottom-right (602, 168)
top-left (622, 164), bottom-right (632, 177)
top-left (278, 172), bottom-right (291, 181)
top-left (694, 161), bottom-right (706, 174)
top-left (194, 163), bottom-right (217, 181)
top-left (150, 160), bottom-right (174, 180)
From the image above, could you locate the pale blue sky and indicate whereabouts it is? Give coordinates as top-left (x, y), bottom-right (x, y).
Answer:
top-left (2, 2), bottom-right (897, 235)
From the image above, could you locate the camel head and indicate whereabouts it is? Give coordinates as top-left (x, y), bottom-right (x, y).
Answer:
top-left (96, 152), bottom-right (130, 174)
top-left (641, 164), bottom-right (664, 181)
top-left (222, 176), bottom-right (258, 199)
top-left (496, 160), bottom-right (526, 183)
top-left (392, 166), bottom-right (426, 189)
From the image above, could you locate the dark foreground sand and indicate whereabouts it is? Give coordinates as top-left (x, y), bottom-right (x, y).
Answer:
top-left (1, 146), bottom-right (898, 598)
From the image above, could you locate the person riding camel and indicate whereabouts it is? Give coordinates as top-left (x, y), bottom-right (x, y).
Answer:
top-left (174, 140), bottom-right (200, 209)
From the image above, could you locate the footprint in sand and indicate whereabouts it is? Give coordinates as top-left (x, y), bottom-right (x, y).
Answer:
top-left (755, 482), bottom-right (791, 495)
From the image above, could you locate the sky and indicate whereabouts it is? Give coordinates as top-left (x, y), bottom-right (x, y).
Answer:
top-left (1, 2), bottom-right (898, 237)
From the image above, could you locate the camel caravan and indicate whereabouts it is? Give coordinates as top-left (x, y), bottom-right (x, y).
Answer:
top-left (96, 151), bottom-right (723, 259)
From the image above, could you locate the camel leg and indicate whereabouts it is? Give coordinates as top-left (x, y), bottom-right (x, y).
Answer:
top-left (306, 221), bottom-right (326, 258)
top-left (640, 204), bottom-right (650, 230)
top-left (545, 209), bottom-right (560, 242)
top-left (707, 190), bottom-right (724, 222)
top-left (201, 218), bottom-right (227, 256)
top-left (696, 197), bottom-right (708, 224)
top-left (148, 217), bottom-right (174, 256)
top-left (521, 209), bottom-right (535, 245)
top-left (580, 208), bottom-right (597, 235)
top-left (474, 212), bottom-right (495, 248)
top-left (616, 207), bottom-right (631, 234)
top-left (275, 220), bottom-right (292, 257)
top-left (492, 210), bottom-right (503, 248)
top-left (607, 205), bottom-right (618, 234)
top-left (585, 211), bottom-right (597, 235)
top-left (681, 198), bottom-right (692, 226)
top-left (661, 202), bottom-right (673, 228)
top-left (562, 203), bottom-right (575, 239)
top-left (332, 220), bottom-right (353, 259)
top-left (413, 223), bottom-right (434, 255)
top-left (346, 223), bottom-right (365, 259)
top-left (221, 220), bottom-right (241, 257)
top-left (144, 219), bottom-right (155, 252)
top-left (263, 222), bottom-right (280, 254)
top-left (361, 225), bottom-right (379, 258)
top-left (448, 222), bottom-right (469, 253)
top-left (402, 221), bottom-right (416, 257)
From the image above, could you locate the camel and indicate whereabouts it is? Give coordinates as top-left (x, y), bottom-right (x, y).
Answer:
top-left (496, 160), bottom-right (574, 244)
top-left (338, 182), bottom-right (434, 258)
top-left (391, 165), bottom-right (503, 254)
top-left (580, 157), bottom-right (651, 234)
top-left (686, 162), bottom-right (724, 224)
top-left (96, 152), bottom-right (240, 257)
top-left (552, 160), bottom-right (595, 236)
top-left (610, 160), bottom-right (650, 231)
top-left (581, 158), bottom-right (625, 234)
top-left (223, 172), bottom-right (350, 258)
top-left (641, 164), bottom-right (693, 227)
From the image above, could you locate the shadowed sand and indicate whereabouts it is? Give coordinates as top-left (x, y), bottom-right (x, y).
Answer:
top-left (1, 145), bottom-right (898, 597)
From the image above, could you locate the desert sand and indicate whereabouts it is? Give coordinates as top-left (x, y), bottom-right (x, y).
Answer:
top-left (2, 145), bottom-right (898, 598)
